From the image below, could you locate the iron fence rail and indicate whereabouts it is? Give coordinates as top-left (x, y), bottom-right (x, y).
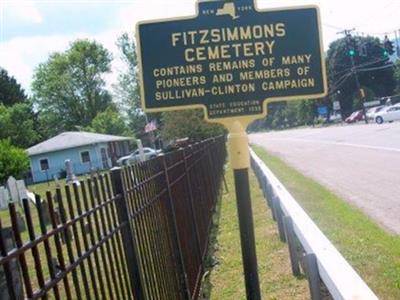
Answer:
top-left (0, 136), bottom-right (226, 300)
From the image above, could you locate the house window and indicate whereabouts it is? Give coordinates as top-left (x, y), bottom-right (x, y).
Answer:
top-left (81, 151), bottom-right (91, 163)
top-left (40, 159), bottom-right (49, 171)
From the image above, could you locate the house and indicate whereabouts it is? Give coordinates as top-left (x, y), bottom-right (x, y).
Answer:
top-left (26, 131), bottom-right (132, 183)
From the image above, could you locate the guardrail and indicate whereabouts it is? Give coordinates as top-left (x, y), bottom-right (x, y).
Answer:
top-left (250, 149), bottom-right (378, 300)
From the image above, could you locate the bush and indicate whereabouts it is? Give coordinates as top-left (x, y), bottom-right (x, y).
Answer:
top-left (0, 139), bottom-right (29, 183)
top-left (161, 109), bottom-right (226, 141)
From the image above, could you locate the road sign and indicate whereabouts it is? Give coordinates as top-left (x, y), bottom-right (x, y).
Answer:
top-left (318, 106), bottom-right (328, 116)
top-left (333, 101), bottom-right (341, 110)
top-left (137, 0), bottom-right (327, 121)
top-left (136, 2), bottom-right (327, 299)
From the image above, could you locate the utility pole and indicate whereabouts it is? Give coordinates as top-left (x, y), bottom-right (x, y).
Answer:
top-left (338, 29), bottom-right (368, 124)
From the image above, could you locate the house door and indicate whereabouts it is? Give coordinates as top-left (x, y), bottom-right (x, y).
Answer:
top-left (101, 148), bottom-right (109, 169)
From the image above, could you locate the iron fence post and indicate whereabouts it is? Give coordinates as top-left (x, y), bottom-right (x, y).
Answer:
top-left (182, 148), bottom-right (203, 261)
top-left (161, 155), bottom-right (191, 300)
top-left (110, 167), bottom-right (145, 300)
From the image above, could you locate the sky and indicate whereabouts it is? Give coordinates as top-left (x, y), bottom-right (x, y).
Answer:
top-left (1, 0), bottom-right (399, 95)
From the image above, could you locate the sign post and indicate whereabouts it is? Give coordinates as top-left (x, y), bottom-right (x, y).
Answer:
top-left (136, 0), bottom-right (327, 298)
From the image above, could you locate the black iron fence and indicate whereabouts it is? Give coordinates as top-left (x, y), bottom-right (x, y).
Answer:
top-left (0, 136), bottom-right (226, 300)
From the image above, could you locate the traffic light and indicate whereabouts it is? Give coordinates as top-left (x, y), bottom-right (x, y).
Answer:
top-left (383, 49), bottom-right (389, 57)
top-left (345, 35), bottom-right (357, 57)
top-left (383, 35), bottom-right (395, 56)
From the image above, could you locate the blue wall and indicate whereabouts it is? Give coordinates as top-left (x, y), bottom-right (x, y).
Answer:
top-left (29, 143), bottom-right (111, 183)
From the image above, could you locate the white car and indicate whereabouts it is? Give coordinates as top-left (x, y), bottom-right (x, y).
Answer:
top-left (366, 106), bottom-right (384, 120)
top-left (375, 105), bottom-right (400, 124)
top-left (117, 148), bottom-right (162, 165)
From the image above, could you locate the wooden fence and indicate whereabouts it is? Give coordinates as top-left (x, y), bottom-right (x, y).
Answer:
top-left (0, 136), bottom-right (227, 300)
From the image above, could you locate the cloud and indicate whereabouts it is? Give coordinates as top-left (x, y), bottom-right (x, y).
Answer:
top-left (0, 34), bottom-right (72, 92)
top-left (0, 29), bottom-right (128, 94)
top-left (2, 0), bottom-right (43, 24)
top-left (2, 0), bottom-right (399, 96)
top-left (117, 1), bottom-right (196, 33)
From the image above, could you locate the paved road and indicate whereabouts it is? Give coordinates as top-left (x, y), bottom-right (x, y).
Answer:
top-left (249, 122), bottom-right (400, 234)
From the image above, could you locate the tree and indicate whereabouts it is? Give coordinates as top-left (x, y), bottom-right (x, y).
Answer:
top-left (248, 100), bottom-right (317, 132)
top-left (32, 39), bottom-right (114, 137)
top-left (394, 60), bottom-right (400, 94)
top-left (0, 103), bottom-right (40, 148)
top-left (114, 33), bottom-right (162, 143)
top-left (86, 107), bottom-right (133, 137)
top-left (114, 33), bottom-right (141, 111)
top-left (0, 67), bottom-right (27, 106)
top-left (0, 139), bottom-right (29, 183)
top-left (327, 36), bottom-right (395, 116)
top-left (161, 109), bottom-right (225, 141)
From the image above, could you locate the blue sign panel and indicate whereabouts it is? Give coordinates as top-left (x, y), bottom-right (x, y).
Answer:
top-left (137, 0), bottom-right (327, 120)
top-left (318, 105), bottom-right (328, 116)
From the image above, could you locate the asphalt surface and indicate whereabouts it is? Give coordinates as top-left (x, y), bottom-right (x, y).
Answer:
top-left (249, 122), bottom-right (400, 234)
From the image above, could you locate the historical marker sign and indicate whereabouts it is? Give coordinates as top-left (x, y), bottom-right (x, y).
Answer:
top-left (137, 0), bottom-right (327, 120)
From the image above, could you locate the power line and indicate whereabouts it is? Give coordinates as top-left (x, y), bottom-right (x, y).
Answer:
top-left (331, 57), bottom-right (391, 79)
top-left (337, 29), bottom-right (369, 123)
top-left (328, 73), bottom-right (352, 96)
top-left (357, 63), bottom-right (395, 72)
top-left (323, 23), bottom-right (345, 31)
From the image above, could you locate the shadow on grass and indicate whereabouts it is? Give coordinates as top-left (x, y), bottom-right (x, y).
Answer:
top-left (198, 188), bottom-right (225, 300)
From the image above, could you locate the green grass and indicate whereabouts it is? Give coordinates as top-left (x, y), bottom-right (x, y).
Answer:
top-left (203, 165), bottom-right (309, 299)
top-left (253, 145), bottom-right (400, 299)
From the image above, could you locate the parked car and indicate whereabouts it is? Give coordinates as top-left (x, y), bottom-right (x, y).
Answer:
top-left (366, 105), bottom-right (385, 120)
top-left (375, 105), bottom-right (400, 124)
top-left (345, 110), bottom-right (364, 123)
top-left (117, 147), bottom-right (162, 165)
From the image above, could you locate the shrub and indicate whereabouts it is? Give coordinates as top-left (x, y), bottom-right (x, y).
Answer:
top-left (0, 139), bottom-right (29, 183)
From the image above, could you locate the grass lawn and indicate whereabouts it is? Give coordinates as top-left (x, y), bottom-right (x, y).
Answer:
top-left (203, 164), bottom-right (309, 299)
top-left (253, 145), bottom-right (400, 299)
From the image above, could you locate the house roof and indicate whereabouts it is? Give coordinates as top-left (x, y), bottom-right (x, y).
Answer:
top-left (27, 131), bottom-right (132, 156)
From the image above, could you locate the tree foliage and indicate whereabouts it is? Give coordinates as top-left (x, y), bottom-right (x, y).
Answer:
top-left (162, 109), bottom-right (225, 141)
top-left (0, 67), bottom-right (27, 106)
top-left (86, 107), bottom-right (133, 137)
top-left (32, 39), bottom-right (113, 137)
top-left (394, 60), bottom-right (400, 93)
top-left (327, 36), bottom-right (395, 116)
top-left (114, 33), bottom-right (156, 139)
top-left (114, 33), bottom-right (162, 144)
top-left (114, 33), bottom-right (141, 110)
top-left (0, 139), bottom-right (29, 183)
top-left (248, 100), bottom-right (317, 131)
top-left (0, 103), bottom-right (39, 148)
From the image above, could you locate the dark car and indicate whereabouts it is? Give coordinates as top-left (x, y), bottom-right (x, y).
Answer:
top-left (345, 110), bottom-right (364, 123)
